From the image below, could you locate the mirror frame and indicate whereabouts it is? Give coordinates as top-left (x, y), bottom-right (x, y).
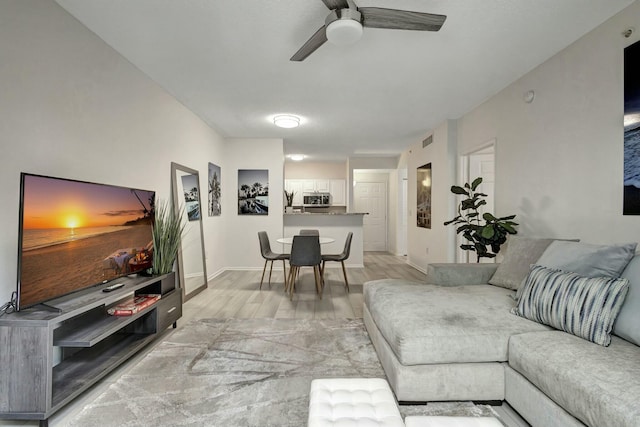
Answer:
top-left (171, 162), bottom-right (208, 300)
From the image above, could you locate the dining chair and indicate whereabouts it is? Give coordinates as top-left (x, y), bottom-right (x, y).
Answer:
top-left (299, 229), bottom-right (320, 235)
top-left (321, 232), bottom-right (353, 292)
top-left (287, 235), bottom-right (323, 300)
top-left (258, 231), bottom-right (289, 290)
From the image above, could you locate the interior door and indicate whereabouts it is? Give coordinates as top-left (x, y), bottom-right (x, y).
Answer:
top-left (354, 182), bottom-right (387, 251)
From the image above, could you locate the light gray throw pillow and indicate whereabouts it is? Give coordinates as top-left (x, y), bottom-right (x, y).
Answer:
top-left (488, 237), bottom-right (558, 290)
top-left (536, 241), bottom-right (637, 278)
top-left (613, 254), bottom-right (640, 346)
top-left (513, 265), bottom-right (630, 346)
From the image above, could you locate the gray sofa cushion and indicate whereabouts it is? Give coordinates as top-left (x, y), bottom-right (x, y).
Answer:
top-left (512, 265), bottom-right (629, 346)
top-left (509, 331), bottom-right (640, 427)
top-left (615, 254), bottom-right (640, 346)
top-left (488, 237), bottom-right (558, 290)
top-left (536, 241), bottom-right (637, 278)
top-left (363, 279), bottom-right (549, 365)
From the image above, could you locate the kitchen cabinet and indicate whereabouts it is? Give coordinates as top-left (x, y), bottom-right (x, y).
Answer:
top-left (285, 179), bottom-right (346, 206)
top-left (285, 179), bottom-right (304, 206)
top-left (330, 179), bottom-right (346, 205)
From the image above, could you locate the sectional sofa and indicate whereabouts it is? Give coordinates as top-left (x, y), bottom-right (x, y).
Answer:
top-left (363, 238), bottom-right (640, 427)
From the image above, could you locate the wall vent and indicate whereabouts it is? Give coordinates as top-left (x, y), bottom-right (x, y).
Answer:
top-left (422, 135), bottom-right (433, 148)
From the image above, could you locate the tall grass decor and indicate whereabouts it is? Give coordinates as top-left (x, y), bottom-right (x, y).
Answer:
top-left (152, 199), bottom-right (186, 275)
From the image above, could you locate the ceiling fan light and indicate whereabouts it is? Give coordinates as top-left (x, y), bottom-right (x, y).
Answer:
top-left (326, 19), bottom-right (363, 45)
top-left (273, 114), bottom-right (300, 128)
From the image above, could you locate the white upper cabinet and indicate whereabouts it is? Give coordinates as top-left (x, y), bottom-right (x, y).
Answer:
top-left (330, 179), bottom-right (346, 205)
top-left (285, 179), bottom-right (304, 206)
top-left (284, 179), bottom-right (347, 206)
top-left (315, 179), bottom-right (330, 192)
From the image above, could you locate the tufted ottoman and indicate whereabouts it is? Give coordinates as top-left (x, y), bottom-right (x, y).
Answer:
top-left (404, 416), bottom-right (503, 427)
top-left (308, 378), bottom-right (404, 426)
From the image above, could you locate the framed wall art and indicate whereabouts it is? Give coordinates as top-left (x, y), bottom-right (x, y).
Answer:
top-left (208, 162), bottom-right (221, 216)
top-left (417, 163), bottom-right (432, 228)
top-left (624, 39), bottom-right (640, 215)
top-left (237, 169), bottom-right (269, 215)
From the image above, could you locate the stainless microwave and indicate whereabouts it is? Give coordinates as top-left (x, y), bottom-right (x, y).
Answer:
top-left (303, 192), bottom-right (331, 207)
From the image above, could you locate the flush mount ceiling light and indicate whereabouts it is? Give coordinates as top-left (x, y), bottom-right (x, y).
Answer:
top-left (289, 154), bottom-right (305, 161)
top-left (273, 114), bottom-right (300, 128)
top-left (326, 9), bottom-right (363, 45)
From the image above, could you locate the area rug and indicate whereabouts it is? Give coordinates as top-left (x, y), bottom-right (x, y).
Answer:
top-left (66, 318), bottom-right (500, 426)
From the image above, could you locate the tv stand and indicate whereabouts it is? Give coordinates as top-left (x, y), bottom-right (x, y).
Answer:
top-left (32, 301), bottom-right (63, 313)
top-left (0, 272), bottom-right (181, 425)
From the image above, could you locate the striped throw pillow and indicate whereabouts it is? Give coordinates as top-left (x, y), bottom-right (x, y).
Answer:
top-left (511, 265), bottom-right (629, 346)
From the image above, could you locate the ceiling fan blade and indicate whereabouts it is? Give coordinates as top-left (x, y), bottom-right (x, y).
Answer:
top-left (290, 25), bottom-right (328, 61)
top-left (321, 0), bottom-right (350, 10)
top-left (360, 7), bottom-right (446, 31)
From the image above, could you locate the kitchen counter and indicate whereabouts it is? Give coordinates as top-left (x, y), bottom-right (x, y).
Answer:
top-left (282, 212), bottom-right (365, 267)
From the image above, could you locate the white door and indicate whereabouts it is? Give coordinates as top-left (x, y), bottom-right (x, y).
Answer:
top-left (398, 177), bottom-right (408, 256)
top-left (354, 182), bottom-right (387, 251)
top-left (458, 144), bottom-right (495, 262)
top-left (468, 153), bottom-right (495, 219)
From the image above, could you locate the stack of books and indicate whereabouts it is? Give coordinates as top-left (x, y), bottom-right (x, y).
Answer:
top-left (107, 294), bottom-right (161, 316)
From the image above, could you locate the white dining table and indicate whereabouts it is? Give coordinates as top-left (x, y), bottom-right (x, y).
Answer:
top-left (276, 237), bottom-right (335, 245)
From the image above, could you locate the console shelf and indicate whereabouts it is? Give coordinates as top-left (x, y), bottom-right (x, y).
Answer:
top-left (0, 272), bottom-right (182, 426)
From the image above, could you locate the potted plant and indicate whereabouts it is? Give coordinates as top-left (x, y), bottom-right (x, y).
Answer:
top-left (284, 190), bottom-right (295, 213)
top-left (444, 177), bottom-right (518, 262)
top-left (151, 199), bottom-right (185, 275)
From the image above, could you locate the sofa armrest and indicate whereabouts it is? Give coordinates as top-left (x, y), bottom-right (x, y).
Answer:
top-left (425, 263), bottom-right (499, 286)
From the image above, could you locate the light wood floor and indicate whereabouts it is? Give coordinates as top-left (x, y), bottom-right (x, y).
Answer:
top-left (35, 252), bottom-right (530, 427)
top-left (182, 252), bottom-right (426, 323)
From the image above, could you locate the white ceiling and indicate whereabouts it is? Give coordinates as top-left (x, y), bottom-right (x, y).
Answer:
top-left (55, 0), bottom-right (633, 162)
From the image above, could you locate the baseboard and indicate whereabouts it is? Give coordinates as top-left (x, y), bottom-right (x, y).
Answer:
top-left (406, 260), bottom-right (427, 274)
top-left (207, 268), bottom-right (226, 282)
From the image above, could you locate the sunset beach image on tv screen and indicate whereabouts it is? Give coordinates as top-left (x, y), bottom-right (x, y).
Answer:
top-left (18, 174), bottom-right (155, 309)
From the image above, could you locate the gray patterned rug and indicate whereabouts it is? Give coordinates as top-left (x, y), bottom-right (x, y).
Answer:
top-left (67, 318), bottom-right (499, 426)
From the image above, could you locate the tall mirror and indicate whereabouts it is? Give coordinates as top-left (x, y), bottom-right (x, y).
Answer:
top-left (171, 162), bottom-right (208, 299)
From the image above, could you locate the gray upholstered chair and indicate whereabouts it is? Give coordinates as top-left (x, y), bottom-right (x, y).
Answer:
top-left (299, 229), bottom-right (320, 235)
top-left (287, 235), bottom-right (323, 300)
top-left (321, 232), bottom-right (353, 292)
top-left (258, 231), bottom-right (289, 290)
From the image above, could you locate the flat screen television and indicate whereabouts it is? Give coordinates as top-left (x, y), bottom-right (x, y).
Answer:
top-left (16, 173), bottom-right (155, 311)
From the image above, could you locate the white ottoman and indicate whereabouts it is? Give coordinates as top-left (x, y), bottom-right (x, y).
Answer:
top-left (308, 378), bottom-right (404, 427)
top-left (404, 416), bottom-right (503, 427)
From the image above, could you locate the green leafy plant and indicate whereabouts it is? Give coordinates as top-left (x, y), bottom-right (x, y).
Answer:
top-left (284, 190), bottom-right (295, 207)
top-left (444, 177), bottom-right (518, 262)
top-left (151, 199), bottom-right (186, 275)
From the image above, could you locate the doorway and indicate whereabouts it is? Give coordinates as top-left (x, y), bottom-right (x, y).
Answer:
top-left (354, 181), bottom-right (388, 251)
top-left (458, 142), bottom-right (496, 262)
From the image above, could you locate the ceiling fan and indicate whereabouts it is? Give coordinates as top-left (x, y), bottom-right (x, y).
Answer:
top-left (290, 0), bottom-right (446, 61)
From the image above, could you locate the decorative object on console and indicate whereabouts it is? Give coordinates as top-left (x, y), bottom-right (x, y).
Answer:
top-left (512, 264), bottom-right (629, 346)
top-left (284, 189), bottom-right (295, 213)
top-left (444, 177), bottom-right (518, 262)
top-left (208, 162), bottom-right (221, 216)
top-left (238, 169), bottom-right (269, 215)
top-left (151, 199), bottom-right (185, 276)
top-left (107, 294), bottom-right (161, 316)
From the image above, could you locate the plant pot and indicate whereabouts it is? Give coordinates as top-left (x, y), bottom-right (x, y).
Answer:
top-left (285, 206), bottom-right (293, 213)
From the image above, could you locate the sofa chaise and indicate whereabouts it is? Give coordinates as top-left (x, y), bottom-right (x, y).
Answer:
top-left (363, 238), bottom-right (640, 427)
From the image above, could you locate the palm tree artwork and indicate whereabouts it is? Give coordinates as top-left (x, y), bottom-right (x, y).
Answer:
top-left (208, 162), bottom-right (221, 216)
top-left (237, 169), bottom-right (269, 215)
